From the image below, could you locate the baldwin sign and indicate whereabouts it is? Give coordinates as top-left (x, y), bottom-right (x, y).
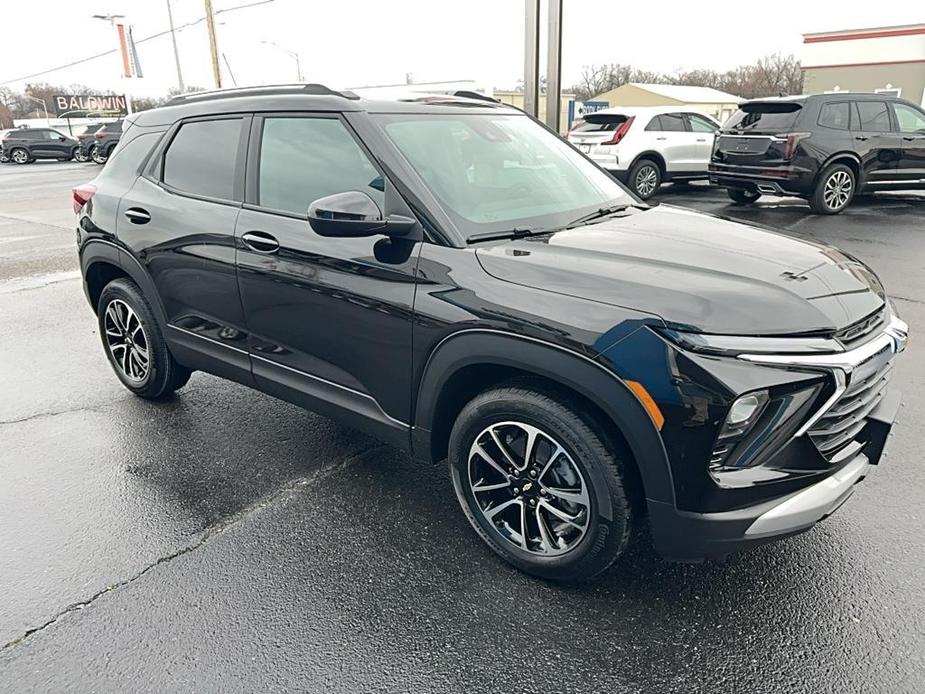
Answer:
top-left (52, 94), bottom-right (128, 118)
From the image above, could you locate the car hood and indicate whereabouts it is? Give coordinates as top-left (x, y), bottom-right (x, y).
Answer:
top-left (475, 205), bottom-right (886, 335)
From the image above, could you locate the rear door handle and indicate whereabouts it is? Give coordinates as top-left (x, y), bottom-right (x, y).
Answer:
top-left (696, 138), bottom-right (707, 142)
top-left (124, 207), bottom-right (150, 224)
top-left (656, 136), bottom-right (667, 141)
top-left (855, 135), bottom-right (870, 141)
top-left (241, 230), bottom-right (280, 254)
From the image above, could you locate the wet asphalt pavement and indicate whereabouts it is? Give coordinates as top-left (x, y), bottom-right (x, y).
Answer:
top-left (1, 163), bottom-right (924, 693)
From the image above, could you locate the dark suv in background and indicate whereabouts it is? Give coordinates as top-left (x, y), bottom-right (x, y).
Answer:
top-left (1, 127), bottom-right (80, 164)
top-left (711, 93), bottom-right (925, 214)
top-left (89, 119), bottom-right (123, 164)
top-left (75, 85), bottom-right (907, 582)
top-left (74, 123), bottom-right (104, 162)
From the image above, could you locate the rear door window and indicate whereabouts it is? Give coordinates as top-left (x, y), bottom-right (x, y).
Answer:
top-left (162, 118), bottom-right (242, 200)
top-left (854, 101), bottom-right (892, 132)
top-left (818, 102), bottom-right (851, 130)
top-left (257, 116), bottom-right (384, 216)
top-left (725, 102), bottom-right (802, 132)
top-left (571, 114), bottom-right (628, 133)
top-left (657, 113), bottom-right (687, 132)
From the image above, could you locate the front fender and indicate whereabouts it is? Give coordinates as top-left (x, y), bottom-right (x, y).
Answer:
top-left (413, 329), bottom-right (675, 506)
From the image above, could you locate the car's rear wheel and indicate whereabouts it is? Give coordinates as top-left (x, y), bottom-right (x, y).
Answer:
top-left (628, 158), bottom-right (661, 200)
top-left (10, 148), bottom-right (31, 164)
top-left (97, 278), bottom-right (191, 399)
top-left (448, 382), bottom-right (635, 582)
top-left (727, 187), bottom-right (761, 205)
top-left (810, 163), bottom-right (855, 214)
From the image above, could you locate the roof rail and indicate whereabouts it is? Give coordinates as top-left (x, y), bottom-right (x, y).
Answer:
top-left (165, 83), bottom-right (360, 106)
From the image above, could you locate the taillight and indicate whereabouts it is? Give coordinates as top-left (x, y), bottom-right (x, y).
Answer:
top-left (73, 183), bottom-right (97, 214)
top-left (601, 116), bottom-right (634, 145)
top-left (776, 132), bottom-right (811, 160)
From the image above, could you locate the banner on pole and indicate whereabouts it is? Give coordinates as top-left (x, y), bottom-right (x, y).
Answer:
top-left (116, 23), bottom-right (143, 78)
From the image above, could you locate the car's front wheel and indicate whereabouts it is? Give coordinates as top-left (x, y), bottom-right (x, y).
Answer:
top-left (90, 144), bottom-right (108, 165)
top-left (628, 158), bottom-right (662, 200)
top-left (97, 278), bottom-right (191, 399)
top-left (810, 163), bottom-right (855, 214)
top-left (10, 148), bottom-right (31, 164)
top-left (727, 187), bottom-right (761, 205)
top-left (448, 382), bottom-right (635, 582)
top-left (73, 148), bottom-right (90, 163)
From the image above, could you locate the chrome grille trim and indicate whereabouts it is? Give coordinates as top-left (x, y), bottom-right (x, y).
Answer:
top-left (736, 315), bottom-right (907, 459)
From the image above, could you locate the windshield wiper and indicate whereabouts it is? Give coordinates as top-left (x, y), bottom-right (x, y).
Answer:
top-left (467, 226), bottom-right (546, 243)
top-left (565, 203), bottom-right (646, 228)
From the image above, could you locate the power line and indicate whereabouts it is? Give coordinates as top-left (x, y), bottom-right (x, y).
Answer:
top-left (0, 0), bottom-right (275, 87)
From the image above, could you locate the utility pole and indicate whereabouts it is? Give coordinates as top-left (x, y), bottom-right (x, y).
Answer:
top-left (204, 0), bottom-right (222, 88)
top-left (165, 0), bottom-right (185, 91)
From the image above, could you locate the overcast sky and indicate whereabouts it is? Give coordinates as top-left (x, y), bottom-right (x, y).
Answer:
top-left (1, 0), bottom-right (923, 97)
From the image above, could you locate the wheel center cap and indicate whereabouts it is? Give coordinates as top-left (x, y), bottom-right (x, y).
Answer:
top-left (521, 481), bottom-right (534, 494)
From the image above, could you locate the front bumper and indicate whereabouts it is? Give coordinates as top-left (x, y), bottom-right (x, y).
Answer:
top-left (649, 383), bottom-right (901, 561)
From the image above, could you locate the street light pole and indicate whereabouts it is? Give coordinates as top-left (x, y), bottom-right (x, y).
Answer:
top-left (261, 40), bottom-right (302, 81)
top-left (25, 96), bottom-right (50, 125)
top-left (165, 0), bottom-right (185, 91)
top-left (204, 0), bottom-right (222, 88)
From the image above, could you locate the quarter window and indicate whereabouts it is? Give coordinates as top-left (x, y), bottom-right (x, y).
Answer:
top-left (855, 101), bottom-right (892, 132)
top-left (162, 118), bottom-right (242, 200)
top-left (257, 117), bottom-right (384, 216)
top-left (892, 103), bottom-right (925, 133)
top-left (818, 102), bottom-right (851, 130)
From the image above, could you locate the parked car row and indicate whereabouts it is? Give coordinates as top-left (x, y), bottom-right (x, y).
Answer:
top-left (568, 92), bottom-right (925, 214)
top-left (0, 120), bottom-right (122, 165)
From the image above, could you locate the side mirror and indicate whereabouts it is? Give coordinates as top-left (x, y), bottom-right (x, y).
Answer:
top-left (307, 191), bottom-right (415, 238)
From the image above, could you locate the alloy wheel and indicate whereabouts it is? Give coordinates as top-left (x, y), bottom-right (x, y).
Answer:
top-left (634, 165), bottom-right (658, 198)
top-left (823, 170), bottom-right (852, 210)
top-left (11, 149), bottom-right (28, 164)
top-left (467, 421), bottom-right (591, 556)
top-left (103, 299), bottom-right (150, 382)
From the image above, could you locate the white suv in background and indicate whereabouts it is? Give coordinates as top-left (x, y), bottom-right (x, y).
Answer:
top-left (567, 106), bottom-right (720, 199)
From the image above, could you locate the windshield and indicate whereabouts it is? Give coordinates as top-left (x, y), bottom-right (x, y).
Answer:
top-left (374, 112), bottom-right (630, 239)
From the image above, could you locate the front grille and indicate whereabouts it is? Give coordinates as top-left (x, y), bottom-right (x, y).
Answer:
top-left (835, 308), bottom-right (886, 346)
top-left (809, 359), bottom-right (893, 462)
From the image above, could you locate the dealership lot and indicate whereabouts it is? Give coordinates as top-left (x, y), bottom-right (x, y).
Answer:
top-left (1, 163), bottom-right (924, 691)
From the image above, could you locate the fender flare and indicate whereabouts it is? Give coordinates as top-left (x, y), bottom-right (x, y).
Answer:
top-left (80, 239), bottom-right (169, 327)
top-left (413, 330), bottom-right (675, 505)
top-left (819, 152), bottom-right (863, 186)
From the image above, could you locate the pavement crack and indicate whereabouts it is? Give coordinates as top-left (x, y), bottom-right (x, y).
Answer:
top-left (0, 443), bottom-right (389, 652)
top-left (891, 294), bottom-right (924, 307)
top-left (0, 401), bottom-right (127, 426)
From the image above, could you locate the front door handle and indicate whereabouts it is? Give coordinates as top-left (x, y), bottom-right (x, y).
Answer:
top-left (241, 230), bottom-right (280, 254)
top-left (696, 138), bottom-right (707, 142)
top-left (902, 135), bottom-right (925, 141)
top-left (656, 136), bottom-right (667, 141)
top-left (124, 207), bottom-right (150, 224)
top-left (855, 135), bottom-right (870, 141)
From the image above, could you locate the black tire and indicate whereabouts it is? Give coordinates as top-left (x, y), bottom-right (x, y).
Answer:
top-left (726, 187), bottom-right (761, 205)
top-left (97, 278), bottom-right (191, 399)
top-left (10, 148), bottom-right (31, 164)
top-left (448, 381), bottom-right (635, 583)
top-left (628, 158), bottom-right (662, 200)
top-left (90, 144), bottom-right (107, 165)
top-left (73, 148), bottom-right (90, 163)
top-left (809, 162), bottom-right (855, 214)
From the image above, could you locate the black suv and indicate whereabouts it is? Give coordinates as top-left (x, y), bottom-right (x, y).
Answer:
top-left (89, 120), bottom-right (123, 164)
top-left (2, 127), bottom-right (79, 164)
top-left (75, 85), bottom-right (907, 582)
top-left (711, 93), bottom-right (925, 213)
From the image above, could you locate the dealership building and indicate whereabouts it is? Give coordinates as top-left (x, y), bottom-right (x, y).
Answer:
top-left (802, 23), bottom-right (925, 105)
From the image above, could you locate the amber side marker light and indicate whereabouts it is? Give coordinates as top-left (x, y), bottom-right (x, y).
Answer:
top-left (625, 380), bottom-right (664, 430)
